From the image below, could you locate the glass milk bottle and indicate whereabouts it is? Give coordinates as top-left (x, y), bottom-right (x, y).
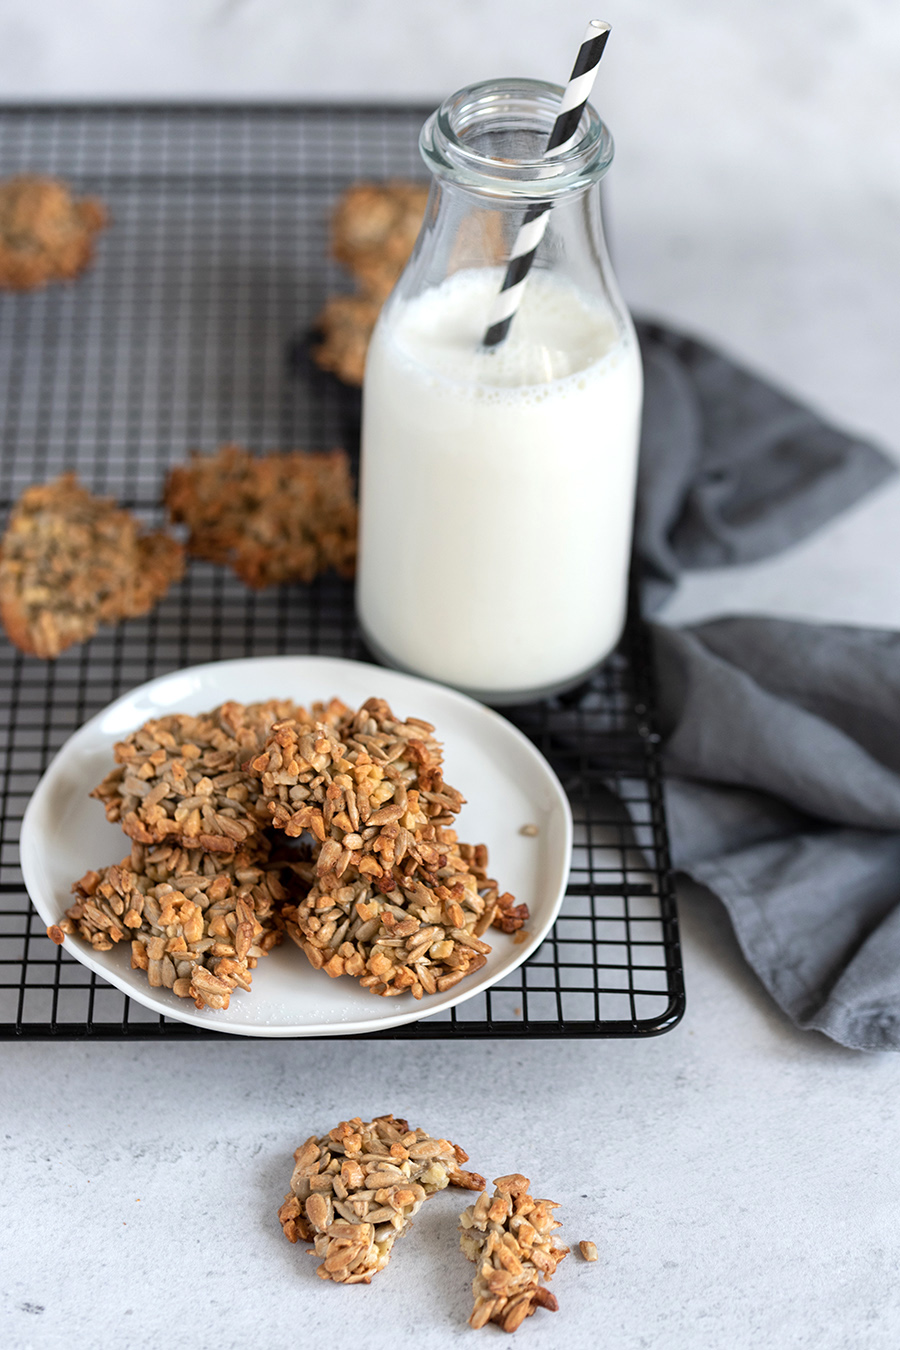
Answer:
top-left (357, 78), bottom-right (642, 704)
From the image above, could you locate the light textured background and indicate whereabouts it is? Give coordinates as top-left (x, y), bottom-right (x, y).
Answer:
top-left (2, 6), bottom-right (900, 1348)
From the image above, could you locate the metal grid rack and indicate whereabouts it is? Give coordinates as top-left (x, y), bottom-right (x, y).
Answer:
top-left (0, 104), bottom-right (683, 1040)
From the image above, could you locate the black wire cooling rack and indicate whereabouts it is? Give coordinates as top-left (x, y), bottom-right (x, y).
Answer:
top-left (0, 104), bottom-right (683, 1040)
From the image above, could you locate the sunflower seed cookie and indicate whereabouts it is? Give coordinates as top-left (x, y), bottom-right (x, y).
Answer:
top-left (50, 839), bottom-right (290, 1010)
top-left (459, 1174), bottom-right (569, 1333)
top-left (0, 474), bottom-right (184, 659)
top-left (252, 696), bottom-right (463, 851)
top-left (165, 444), bottom-right (357, 587)
top-left (0, 175), bottom-right (107, 290)
top-left (309, 181), bottom-right (428, 387)
top-left (253, 697), bottom-right (526, 995)
top-left (281, 831), bottom-right (512, 998)
top-left (330, 181), bottom-right (429, 302)
top-left (311, 293), bottom-right (381, 388)
top-left (90, 699), bottom-right (303, 853)
top-left (277, 1114), bottom-right (484, 1284)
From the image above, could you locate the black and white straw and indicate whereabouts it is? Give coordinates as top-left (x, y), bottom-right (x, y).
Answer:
top-left (483, 20), bottom-right (611, 349)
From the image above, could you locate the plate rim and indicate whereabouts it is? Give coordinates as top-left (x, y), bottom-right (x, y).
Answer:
top-left (20, 654), bottom-right (574, 1038)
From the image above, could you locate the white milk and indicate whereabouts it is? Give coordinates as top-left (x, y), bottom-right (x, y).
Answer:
top-left (357, 267), bottom-right (643, 700)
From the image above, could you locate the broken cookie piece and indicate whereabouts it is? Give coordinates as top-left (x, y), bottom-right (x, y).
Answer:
top-left (90, 699), bottom-right (302, 853)
top-left (277, 1113), bottom-right (484, 1284)
top-left (459, 1174), bottom-right (569, 1333)
top-left (0, 174), bottom-right (107, 290)
top-left (0, 474), bottom-right (184, 659)
top-left (53, 839), bottom-right (290, 1010)
top-left (165, 444), bottom-right (357, 587)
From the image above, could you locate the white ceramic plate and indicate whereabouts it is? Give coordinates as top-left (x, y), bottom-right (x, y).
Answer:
top-left (21, 656), bottom-right (572, 1037)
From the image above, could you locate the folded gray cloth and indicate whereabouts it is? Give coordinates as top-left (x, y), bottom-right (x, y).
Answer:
top-left (618, 321), bottom-right (899, 1049)
top-left (634, 320), bottom-right (895, 611)
top-left (651, 619), bottom-right (900, 1052)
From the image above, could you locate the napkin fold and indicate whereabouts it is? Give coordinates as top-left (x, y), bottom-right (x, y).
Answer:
top-left (651, 619), bottom-right (900, 1051)
top-left (618, 320), bottom-right (899, 1049)
top-left (634, 320), bottom-right (895, 611)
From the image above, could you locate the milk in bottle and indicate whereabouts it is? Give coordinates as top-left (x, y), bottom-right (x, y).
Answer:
top-left (357, 79), bottom-right (643, 703)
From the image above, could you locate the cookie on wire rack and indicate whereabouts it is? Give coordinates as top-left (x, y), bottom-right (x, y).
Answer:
top-left (0, 474), bottom-right (184, 660)
top-left (277, 1113), bottom-right (484, 1284)
top-left (165, 444), bottom-right (357, 587)
top-left (459, 1173), bottom-right (569, 1333)
top-left (0, 175), bottom-right (107, 290)
top-left (49, 839), bottom-right (291, 1011)
top-left (311, 293), bottom-right (381, 388)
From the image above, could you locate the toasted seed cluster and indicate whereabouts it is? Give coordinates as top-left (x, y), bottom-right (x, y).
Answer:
top-left (0, 474), bottom-right (184, 659)
top-left (311, 181), bottom-right (428, 387)
top-left (90, 699), bottom-right (303, 853)
top-left (0, 174), bottom-right (107, 290)
top-left (251, 697), bottom-right (527, 997)
top-left (165, 444), bottom-right (358, 587)
top-left (459, 1174), bottom-right (569, 1333)
top-left (277, 1114), bottom-right (484, 1284)
top-left (281, 837), bottom-right (516, 998)
top-left (253, 696), bottom-right (462, 849)
top-left (57, 694), bottom-right (524, 1012)
top-left (311, 293), bottom-right (382, 388)
top-left (51, 840), bottom-right (288, 1010)
top-left (330, 181), bottom-right (430, 302)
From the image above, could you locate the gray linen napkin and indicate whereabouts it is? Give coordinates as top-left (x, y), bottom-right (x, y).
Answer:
top-left (620, 321), bottom-right (898, 1049)
top-left (634, 320), bottom-right (895, 611)
top-left (652, 619), bottom-right (900, 1052)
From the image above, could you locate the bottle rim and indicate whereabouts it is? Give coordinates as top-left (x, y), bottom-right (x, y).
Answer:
top-left (420, 77), bottom-right (614, 201)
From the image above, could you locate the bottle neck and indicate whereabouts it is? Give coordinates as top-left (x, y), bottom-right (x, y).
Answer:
top-left (420, 77), bottom-right (614, 205)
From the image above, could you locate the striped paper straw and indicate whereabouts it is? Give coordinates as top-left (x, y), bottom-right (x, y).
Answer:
top-left (483, 20), bottom-right (611, 349)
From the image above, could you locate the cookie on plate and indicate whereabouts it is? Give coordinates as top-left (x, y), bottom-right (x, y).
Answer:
top-left (165, 444), bottom-right (357, 587)
top-left (281, 831), bottom-right (517, 998)
top-left (51, 839), bottom-right (290, 1011)
top-left (90, 699), bottom-right (303, 853)
top-left (0, 474), bottom-right (184, 659)
top-left (251, 697), bottom-right (527, 996)
top-left (0, 175), bottom-right (107, 290)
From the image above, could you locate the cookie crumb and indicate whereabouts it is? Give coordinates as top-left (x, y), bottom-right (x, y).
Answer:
top-left (579, 1240), bottom-right (598, 1262)
top-left (519, 823), bottom-right (539, 837)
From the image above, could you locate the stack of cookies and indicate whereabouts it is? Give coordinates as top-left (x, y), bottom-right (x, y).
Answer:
top-left (53, 699), bottom-right (305, 1010)
top-left (51, 695), bottom-right (527, 1012)
top-left (253, 697), bottom-right (527, 1000)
